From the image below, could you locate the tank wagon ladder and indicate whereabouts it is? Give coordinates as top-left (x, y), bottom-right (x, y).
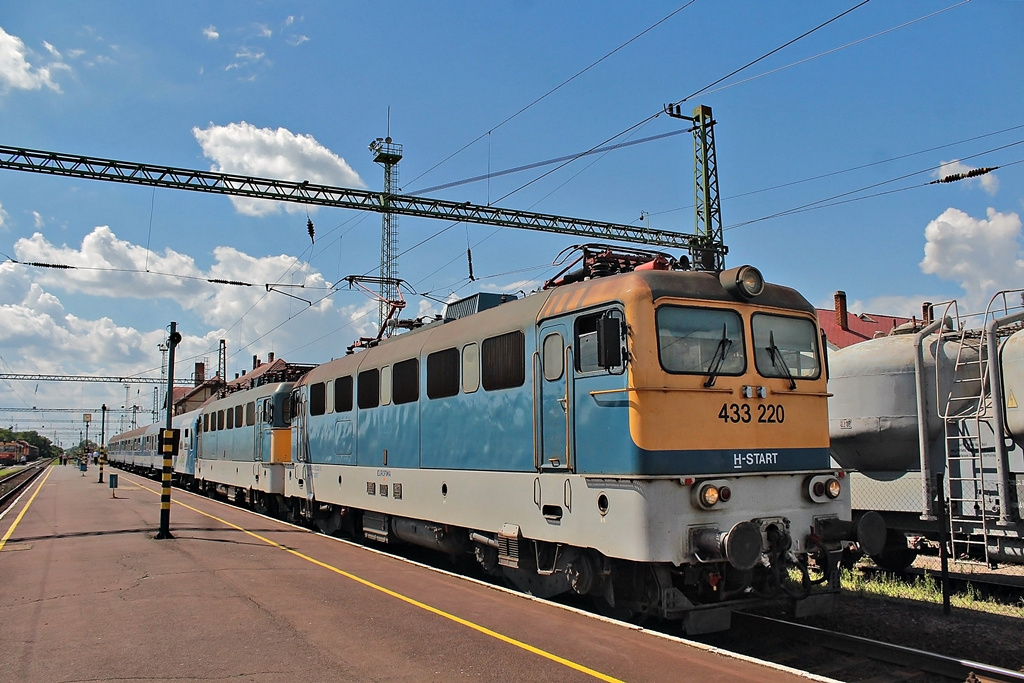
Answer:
top-left (938, 299), bottom-right (993, 564)
top-left (941, 292), bottom-right (1024, 565)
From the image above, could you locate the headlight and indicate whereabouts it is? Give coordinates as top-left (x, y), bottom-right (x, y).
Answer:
top-left (720, 265), bottom-right (765, 300)
top-left (692, 479), bottom-right (733, 509)
top-left (700, 484), bottom-right (720, 507)
top-left (806, 474), bottom-right (843, 503)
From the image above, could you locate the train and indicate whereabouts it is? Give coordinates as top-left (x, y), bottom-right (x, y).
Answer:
top-left (108, 244), bottom-right (883, 634)
top-left (828, 293), bottom-right (1024, 570)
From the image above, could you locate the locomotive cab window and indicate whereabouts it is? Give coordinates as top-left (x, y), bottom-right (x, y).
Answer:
top-left (656, 306), bottom-right (745, 376)
top-left (575, 309), bottom-right (624, 373)
top-left (751, 313), bottom-right (821, 382)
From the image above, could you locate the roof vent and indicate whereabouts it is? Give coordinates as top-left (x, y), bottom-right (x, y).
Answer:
top-left (442, 292), bottom-right (516, 322)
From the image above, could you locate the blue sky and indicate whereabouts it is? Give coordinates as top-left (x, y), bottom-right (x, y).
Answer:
top-left (1, 1), bottom-right (1022, 443)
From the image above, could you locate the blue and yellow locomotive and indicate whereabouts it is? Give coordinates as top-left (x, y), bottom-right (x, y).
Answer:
top-left (110, 246), bottom-right (883, 633)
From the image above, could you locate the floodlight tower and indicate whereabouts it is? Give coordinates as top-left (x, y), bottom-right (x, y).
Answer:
top-left (368, 134), bottom-right (403, 331)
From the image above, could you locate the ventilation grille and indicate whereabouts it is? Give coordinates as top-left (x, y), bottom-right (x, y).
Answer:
top-left (497, 523), bottom-right (521, 569)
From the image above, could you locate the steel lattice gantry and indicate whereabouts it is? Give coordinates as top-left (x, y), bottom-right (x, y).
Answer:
top-left (0, 145), bottom-right (724, 260)
top-left (0, 373), bottom-right (193, 385)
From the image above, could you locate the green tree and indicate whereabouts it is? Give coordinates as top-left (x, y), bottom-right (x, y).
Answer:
top-left (0, 428), bottom-right (58, 460)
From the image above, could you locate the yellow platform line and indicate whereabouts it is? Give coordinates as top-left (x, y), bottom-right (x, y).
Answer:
top-left (133, 477), bottom-right (624, 683)
top-left (0, 465), bottom-right (55, 553)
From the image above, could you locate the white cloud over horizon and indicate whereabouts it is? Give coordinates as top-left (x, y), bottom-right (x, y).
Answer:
top-left (192, 122), bottom-right (365, 216)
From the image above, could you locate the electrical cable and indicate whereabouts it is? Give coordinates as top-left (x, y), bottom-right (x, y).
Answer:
top-left (651, 121), bottom-right (1024, 218)
top-left (491, 0), bottom-right (874, 206)
top-left (727, 151), bottom-right (1023, 231)
top-left (403, 1), bottom-right (698, 191)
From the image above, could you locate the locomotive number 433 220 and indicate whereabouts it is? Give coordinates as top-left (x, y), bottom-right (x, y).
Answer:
top-left (718, 402), bottom-right (785, 424)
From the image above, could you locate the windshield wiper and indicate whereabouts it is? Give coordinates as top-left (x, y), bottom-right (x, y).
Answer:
top-left (704, 323), bottom-right (732, 388)
top-left (767, 330), bottom-right (797, 390)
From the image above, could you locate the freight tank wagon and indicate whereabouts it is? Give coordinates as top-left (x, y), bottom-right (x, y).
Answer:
top-left (829, 297), bottom-right (1024, 570)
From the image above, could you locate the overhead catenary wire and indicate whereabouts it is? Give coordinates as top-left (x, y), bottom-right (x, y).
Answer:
top-left (403, 1), bottom-right (699, 191)
top-left (491, 0), bottom-right (874, 207)
top-left (649, 121), bottom-right (1024, 219)
top-left (724, 142), bottom-right (1024, 232)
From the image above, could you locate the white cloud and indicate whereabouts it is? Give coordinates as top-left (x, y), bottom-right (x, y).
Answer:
top-left (32, 211), bottom-right (43, 229)
top-left (203, 25), bottom-right (219, 40)
top-left (255, 24), bottom-right (272, 39)
top-left (935, 159), bottom-right (999, 196)
top-left (919, 207), bottom-right (1024, 312)
top-left (7, 226), bottom-right (373, 358)
top-left (0, 202), bottom-right (9, 231)
top-left (0, 26), bottom-right (67, 93)
top-left (192, 121), bottom-right (365, 216)
top-left (287, 35), bottom-right (310, 47)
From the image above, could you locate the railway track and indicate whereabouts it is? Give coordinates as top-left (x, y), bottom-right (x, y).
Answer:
top-left (691, 611), bottom-right (1024, 682)
top-left (0, 461), bottom-right (49, 514)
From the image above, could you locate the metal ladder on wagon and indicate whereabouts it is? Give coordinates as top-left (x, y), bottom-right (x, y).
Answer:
top-left (942, 317), bottom-right (993, 565)
top-left (941, 291), bottom-right (1024, 566)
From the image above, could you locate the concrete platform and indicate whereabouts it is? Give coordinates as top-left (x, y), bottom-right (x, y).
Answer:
top-left (0, 463), bottom-right (829, 682)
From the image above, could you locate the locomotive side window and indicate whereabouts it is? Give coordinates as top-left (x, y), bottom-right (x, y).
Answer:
top-left (235, 405), bottom-right (244, 428)
top-left (203, 414), bottom-right (209, 432)
top-left (226, 407), bottom-right (234, 429)
top-left (542, 332), bottom-right (564, 381)
top-left (462, 343), bottom-right (480, 394)
top-left (427, 348), bottom-right (460, 399)
top-left (393, 358), bottom-right (419, 405)
top-left (335, 375), bottom-right (354, 412)
top-left (309, 382), bottom-right (327, 416)
top-left (358, 369), bottom-right (380, 409)
top-left (482, 330), bottom-right (526, 391)
top-left (656, 306), bottom-right (745, 376)
top-left (751, 313), bottom-right (821, 381)
top-left (246, 401), bottom-right (255, 426)
top-left (380, 365), bottom-right (393, 405)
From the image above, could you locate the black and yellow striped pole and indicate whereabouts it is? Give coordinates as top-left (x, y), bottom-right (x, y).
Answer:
top-left (156, 321), bottom-right (182, 540)
top-left (97, 446), bottom-right (106, 484)
top-left (155, 428), bottom-right (178, 539)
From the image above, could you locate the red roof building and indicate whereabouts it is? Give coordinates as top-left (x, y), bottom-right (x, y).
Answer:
top-left (817, 291), bottom-right (915, 350)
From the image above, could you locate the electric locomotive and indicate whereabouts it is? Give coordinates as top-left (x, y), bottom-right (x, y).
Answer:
top-left (283, 246), bottom-right (881, 632)
top-left (112, 245), bottom-right (883, 633)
